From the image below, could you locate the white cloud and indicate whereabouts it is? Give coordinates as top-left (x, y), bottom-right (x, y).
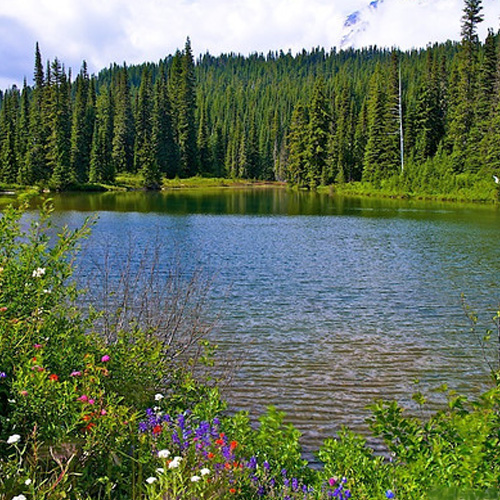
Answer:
top-left (1, 0), bottom-right (499, 88)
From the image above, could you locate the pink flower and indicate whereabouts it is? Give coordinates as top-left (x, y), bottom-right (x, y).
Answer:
top-left (20, 390), bottom-right (28, 396)
top-left (34, 344), bottom-right (42, 349)
top-left (101, 409), bottom-right (107, 415)
top-left (70, 371), bottom-right (82, 377)
top-left (88, 399), bottom-right (95, 405)
top-left (101, 355), bottom-right (110, 363)
top-left (78, 395), bottom-right (89, 402)
top-left (328, 478), bottom-right (337, 487)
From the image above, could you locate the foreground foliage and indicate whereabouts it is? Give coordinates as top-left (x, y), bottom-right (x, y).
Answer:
top-left (1, 203), bottom-right (499, 499)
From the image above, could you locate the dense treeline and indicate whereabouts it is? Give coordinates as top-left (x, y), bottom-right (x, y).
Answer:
top-left (0, 0), bottom-right (499, 195)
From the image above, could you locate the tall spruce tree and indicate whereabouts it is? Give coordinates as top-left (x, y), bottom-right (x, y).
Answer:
top-left (177, 38), bottom-right (198, 176)
top-left (112, 65), bottom-right (135, 173)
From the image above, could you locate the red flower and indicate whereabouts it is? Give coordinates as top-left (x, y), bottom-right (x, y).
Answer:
top-left (49, 374), bottom-right (59, 382)
top-left (224, 462), bottom-right (232, 470)
top-left (153, 424), bottom-right (162, 434)
top-left (229, 488), bottom-right (237, 494)
top-left (215, 438), bottom-right (224, 446)
top-left (207, 452), bottom-right (215, 459)
top-left (83, 414), bottom-right (92, 422)
top-left (84, 423), bottom-right (96, 431)
top-left (230, 440), bottom-right (238, 451)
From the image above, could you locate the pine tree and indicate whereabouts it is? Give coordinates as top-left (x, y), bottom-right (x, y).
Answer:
top-left (153, 66), bottom-right (180, 178)
top-left (90, 86), bottom-right (114, 183)
top-left (286, 102), bottom-right (309, 186)
top-left (25, 43), bottom-right (48, 184)
top-left (177, 38), bottom-right (198, 176)
top-left (305, 78), bottom-right (330, 188)
top-left (46, 59), bottom-right (72, 189)
top-left (448, 0), bottom-right (483, 172)
top-left (70, 62), bottom-right (94, 183)
top-left (112, 65), bottom-right (135, 173)
top-left (134, 67), bottom-right (160, 188)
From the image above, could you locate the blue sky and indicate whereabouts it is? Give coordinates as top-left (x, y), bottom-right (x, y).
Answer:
top-left (1, 0), bottom-right (499, 89)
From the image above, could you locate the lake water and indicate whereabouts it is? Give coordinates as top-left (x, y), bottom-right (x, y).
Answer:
top-left (43, 188), bottom-right (500, 452)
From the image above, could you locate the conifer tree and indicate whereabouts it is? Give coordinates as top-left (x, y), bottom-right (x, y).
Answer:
top-left (90, 86), bottom-right (114, 183)
top-left (286, 102), bottom-right (309, 186)
top-left (112, 65), bottom-right (135, 173)
top-left (153, 66), bottom-right (180, 178)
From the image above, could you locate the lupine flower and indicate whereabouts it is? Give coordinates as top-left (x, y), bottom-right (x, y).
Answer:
top-left (7, 434), bottom-right (21, 444)
top-left (191, 475), bottom-right (201, 482)
top-left (32, 267), bottom-right (46, 278)
top-left (263, 460), bottom-right (270, 471)
top-left (146, 477), bottom-right (157, 484)
top-left (101, 355), bottom-right (110, 363)
top-left (158, 449), bottom-right (171, 458)
top-left (386, 490), bottom-right (395, 499)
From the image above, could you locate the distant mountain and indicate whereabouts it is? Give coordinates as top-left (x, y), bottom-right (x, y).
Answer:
top-left (340, 0), bottom-right (384, 49)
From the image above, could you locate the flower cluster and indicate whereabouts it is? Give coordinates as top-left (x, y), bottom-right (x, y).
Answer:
top-left (139, 406), bottom-right (353, 499)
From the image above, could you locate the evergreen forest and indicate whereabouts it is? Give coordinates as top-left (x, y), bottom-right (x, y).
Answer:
top-left (0, 1), bottom-right (499, 200)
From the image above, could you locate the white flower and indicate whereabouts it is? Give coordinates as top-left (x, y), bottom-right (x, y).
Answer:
top-left (7, 434), bottom-right (21, 444)
top-left (158, 449), bottom-right (171, 458)
top-left (154, 393), bottom-right (164, 401)
top-left (200, 467), bottom-right (210, 476)
top-left (32, 267), bottom-right (46, 278)
top-left (25, 478), bottom-right (32, 485)
top-left (13, 496), bottom-right (27, 500)
top-left (145, 477), bottom-right (157, 484)
top-left (168, 456), bottom-right (182, 469)
top-left (191, 475), bottom-right (201, 482)
top-left (156, 467), bottom-right (165, 474)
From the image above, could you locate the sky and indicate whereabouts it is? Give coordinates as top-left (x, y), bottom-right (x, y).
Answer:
top-left (1, 0), bottom-right (499, 90)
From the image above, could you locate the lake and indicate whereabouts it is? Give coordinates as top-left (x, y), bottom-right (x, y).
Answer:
top-left (42, 188), bottom-right (500, 452)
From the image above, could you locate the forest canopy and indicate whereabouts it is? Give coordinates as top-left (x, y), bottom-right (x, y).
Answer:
top-left (0, 1), bottom-right (499, 197)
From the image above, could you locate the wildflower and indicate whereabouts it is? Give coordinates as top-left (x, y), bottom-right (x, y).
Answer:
top-left (386, 490), bottom-right (395, 499)
top-left (328, 478), bottom-right (337, 487)
top-left (70, 371), bottom-right (82, 377)
top-left (207, 452), bottom-right (215, 459)
top-left (101, 354), bottom-right (110, 363)
top-left (200, 468), bottom-right (210, 476)
top-left (168, 456), bottom-right (182, 469)
top-left (230, 440), bottom-right (238, 451)
top-left (101, 409), bottom-right (107, 415)
top-left (32, 267), bottom-right (46, 278)
top-left (88, 399), bottom-right (95, 405)
top-left (145, 477), bottom-right (157, 484)
top-left (191, 475), bottom-right (201, 482)
top-left (0, 306), bottom-right (7, 313)
top-left (20, 390), bottom-right (28, 396)
top-left (153, 424), bottom-right (162, 434)
top-left (158, 449), bottom-right (171, 458)
top-left (263, 460), bottom-right (270, 471)
top-left (229, 488), bottom-right (237, 494)
top-left (13, 495), bottom-right (27, 500)
top-left (0, 372), bottom-right (6, 378)
top-left (43, 288), bottom-right (51, 294)
top-left (49, 374), bottom-right (59, 382)
top-left (78, 395), bottom-right (89, 402)
top-left (25, 478), bottom-right (32, 485)
top-left (7, 434), bottom-right (21, 444)
top-left (34, 344), bottom-right (42, 349)
top-left (154, 393), bottom-right (164, 401)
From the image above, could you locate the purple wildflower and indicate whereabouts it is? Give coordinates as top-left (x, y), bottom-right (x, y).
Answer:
top-left (138, 422), bottom-right (148, 433)
top-left (0, 372), bottom-right (6, 378)
top-left (386, 490), bottom-right (395, 499)
top-left (263, 460), bottom-right (270, 471)
top-left (292, 478), bottom-right (299, 491)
